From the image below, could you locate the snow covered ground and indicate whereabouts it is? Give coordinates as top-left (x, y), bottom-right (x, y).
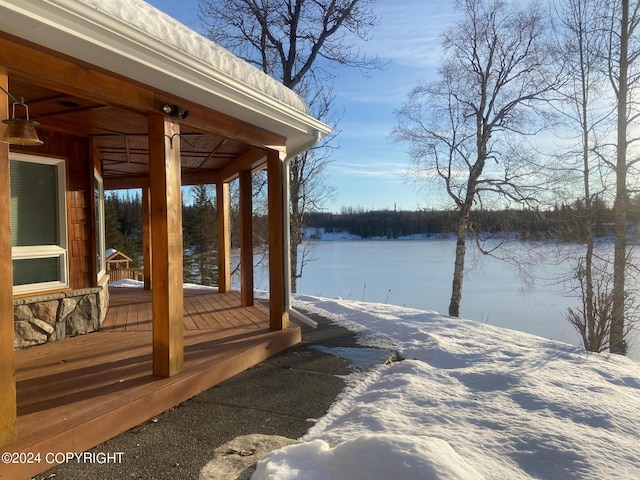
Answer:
top-left (253, 294), bottom-right (640, 480)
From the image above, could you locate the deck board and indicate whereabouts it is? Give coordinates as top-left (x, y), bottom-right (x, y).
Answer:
top-left (0, 287), bottom-right (300, 480)
top-left (186, 294), bottom-right (219, 329)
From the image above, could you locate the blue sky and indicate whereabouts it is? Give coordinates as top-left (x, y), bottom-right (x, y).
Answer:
top-left (146, 0), bottom-right (458, 212)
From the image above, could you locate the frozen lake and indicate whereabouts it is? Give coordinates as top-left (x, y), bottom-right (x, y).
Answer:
top-left (249, 238), bottom-right (639, 360)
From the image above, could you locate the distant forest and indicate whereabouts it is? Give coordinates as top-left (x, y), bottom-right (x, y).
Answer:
top-left (105, 187), bottom-right (226, 284)
top-left (306, 198), bottom-right (640, 241)
top-left (105, 191), bottom-right (640, 271)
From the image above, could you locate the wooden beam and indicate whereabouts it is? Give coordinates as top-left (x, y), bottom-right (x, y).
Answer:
top-left (0, 35), bottom-right (152, 113)
top-left (104, 175), bottom-right (149, 191)
top-left (180, 169), bottom-right (219, 187)
top-left (0, 70), bottom-right (17, 447)
top-left (216, 182), bottom-right (231, 293)
top-left (218, 148), bottom-right (266, 183)
top-left (267, 150), bottom-right (289, 330)
top-left (185, 108), bottom-right (285, 152)
top-left (104, 158), bottom-right (265, 190)
top-left (239, 169), bottom-right (254, 307)
top-left (142, 186), bottom-right (152, 290)
top-left (148, 113), bottom-right (184, 377)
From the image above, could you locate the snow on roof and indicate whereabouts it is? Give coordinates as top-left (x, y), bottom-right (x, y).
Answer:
top-left (74, 0), bottom-right (309, 114)
top-left (106, 250), bottom-right (133, 262)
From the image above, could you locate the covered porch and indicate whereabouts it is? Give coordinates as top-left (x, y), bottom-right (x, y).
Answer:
top-left (0, 0), bottom-right (330, 463)
top-left (1, 287), bottom-right (300, 480)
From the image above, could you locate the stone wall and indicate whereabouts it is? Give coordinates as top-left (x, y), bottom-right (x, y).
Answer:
top-left (14, 278), bottom-right (109, 349)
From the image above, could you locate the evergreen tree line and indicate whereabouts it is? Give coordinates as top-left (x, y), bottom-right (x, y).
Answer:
top-left (105, 191), bottom-right (142, 266)
top-left (106, 191), bottom-right (640, 269)
top-left (306, 197), bottom-right (640, 241)
top-left (104, 184), bottom-right (270, 287)
top-left (105, 187), bottom-right (220, 284)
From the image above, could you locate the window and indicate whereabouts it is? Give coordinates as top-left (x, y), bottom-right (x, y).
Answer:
top-left (95, 169), bottom-right (106, 279)
top-left (10, 153), bottom-right (68, 294)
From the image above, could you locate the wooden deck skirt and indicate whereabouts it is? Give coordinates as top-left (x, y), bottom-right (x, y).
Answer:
top-left (0, 287), bottom-right (301, 480)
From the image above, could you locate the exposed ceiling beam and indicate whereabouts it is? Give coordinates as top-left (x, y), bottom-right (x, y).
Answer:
top-left (218, 148), bottom-right (267, 183)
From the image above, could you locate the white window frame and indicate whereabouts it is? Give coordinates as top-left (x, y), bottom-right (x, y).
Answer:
top-left (11, 152), bottom-right (69, 295)
top-left (95, 169), bottom-right (106, 280)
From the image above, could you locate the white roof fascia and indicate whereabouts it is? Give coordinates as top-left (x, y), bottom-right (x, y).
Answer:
top-left (0, 0), bottom-right (331, 151)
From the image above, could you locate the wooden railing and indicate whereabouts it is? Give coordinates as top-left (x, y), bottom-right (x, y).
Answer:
top-left (108, 268), bottom-right (144, 282)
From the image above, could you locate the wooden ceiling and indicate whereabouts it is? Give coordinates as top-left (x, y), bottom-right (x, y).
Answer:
top-left (7, 78), bottom-right (261, 186)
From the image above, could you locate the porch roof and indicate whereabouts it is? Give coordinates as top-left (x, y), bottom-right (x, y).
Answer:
top-left (0, 0), bottom-right (331, 186)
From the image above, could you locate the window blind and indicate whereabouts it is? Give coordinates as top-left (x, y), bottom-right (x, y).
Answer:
top-left (10, 160), bottom-right (59, 247)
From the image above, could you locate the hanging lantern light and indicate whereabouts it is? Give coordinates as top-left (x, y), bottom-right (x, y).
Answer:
top-left (0, 86), bottom-right (43, 146)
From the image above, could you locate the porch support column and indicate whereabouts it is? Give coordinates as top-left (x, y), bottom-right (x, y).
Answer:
top-left (0, 70), bottom-right (16, 447)
top-left (239, 169), bottom-right (254, 306)
top-left (216, 181), bottom-right (231, 293)
top-left (142, 185), bottom-right (152, 290)
top-left (267, 149), bottom-right (289, 330)
top-left (148, 113), bottom-right (183, 377)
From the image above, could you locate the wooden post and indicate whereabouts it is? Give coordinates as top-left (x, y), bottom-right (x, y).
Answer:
top-left (239, 169), bottom-right (254, 306)
top-left (142, 185), bottom-right (152, 290)
top-left (216, 181), bottom-right (231, 293)
top-left (148, 113), bottom-right (183, 377)
top-left (0, 70), bottom-right (17, 447)
top-left (267, 150), bottom-right (289, 330)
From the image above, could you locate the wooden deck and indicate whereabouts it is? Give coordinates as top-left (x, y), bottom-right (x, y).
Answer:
top-left (0, 288), bottom-right (300, 480)
top-left (102, 287), bottom-right (269, 331)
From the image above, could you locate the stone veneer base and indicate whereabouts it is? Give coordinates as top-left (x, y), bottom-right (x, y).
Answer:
top-left (13, 275), bottom-right (110, 349)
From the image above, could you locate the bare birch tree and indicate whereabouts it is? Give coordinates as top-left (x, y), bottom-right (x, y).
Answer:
top-left (552, 0), bottom-right (614, 352)
top-left (394, 0), bottom-right (556, 317)
top-left (199, 0), bottom-right (380, 292)
top-left (551, 0), bottom-right (640, 355)
top-left (603, 0), bottom-right (640, 354)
